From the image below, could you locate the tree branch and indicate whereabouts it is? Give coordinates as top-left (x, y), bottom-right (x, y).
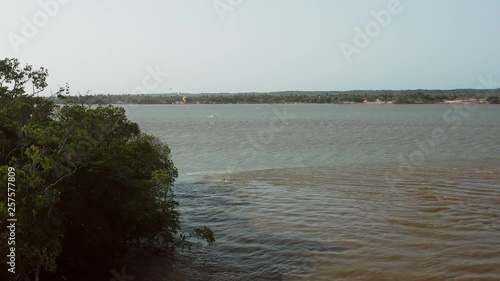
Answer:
top-left (44, 165), bottom-right (87, 192)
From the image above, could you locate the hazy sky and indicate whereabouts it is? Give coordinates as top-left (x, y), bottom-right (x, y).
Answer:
top-left (1, 0), bottom-right (499, 95)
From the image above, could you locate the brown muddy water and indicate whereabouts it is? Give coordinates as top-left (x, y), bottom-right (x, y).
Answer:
top-left (125, 104), bottom-right (500, 280)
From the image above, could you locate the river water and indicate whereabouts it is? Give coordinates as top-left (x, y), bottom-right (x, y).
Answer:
top-left (125, 104), bottom-right (500, 281)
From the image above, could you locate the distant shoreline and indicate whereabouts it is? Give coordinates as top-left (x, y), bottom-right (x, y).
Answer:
top-left (110, 100), bottom-right (498, 105)
top-left (53, 91), bottom-right (500, 105)
top-left (109, 99), bottom-right (497, 105)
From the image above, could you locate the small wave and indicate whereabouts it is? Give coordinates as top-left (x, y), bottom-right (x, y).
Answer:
top-left (182, 170), bottom-right (231, 176)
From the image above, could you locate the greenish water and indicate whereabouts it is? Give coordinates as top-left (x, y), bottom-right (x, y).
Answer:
top-left (125, 104), bottom-right (500, 281)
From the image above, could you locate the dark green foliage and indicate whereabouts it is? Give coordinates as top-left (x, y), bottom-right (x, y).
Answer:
top-left (0, 58), bottom-right (213, 281)
top-left (53, 88), bottom-right (500, 105)
top-left (486, 95), bottom-right (500, 104)
top-left (191, 226), bottom-right (216, 244)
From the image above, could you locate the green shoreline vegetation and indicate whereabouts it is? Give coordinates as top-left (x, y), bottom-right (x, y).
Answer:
top-left (55, 90), bottom-right (500, 105)
top-left (0, 58), bottom-right (214, 281)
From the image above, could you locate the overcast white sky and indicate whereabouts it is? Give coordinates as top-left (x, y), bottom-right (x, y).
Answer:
top-left (1, 0), bottom-right (499, 95)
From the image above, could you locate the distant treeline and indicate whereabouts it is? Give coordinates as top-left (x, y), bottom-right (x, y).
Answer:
top-left (55, 89), bottom-right (500, 105)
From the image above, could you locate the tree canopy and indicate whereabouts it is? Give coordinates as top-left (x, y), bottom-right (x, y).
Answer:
top-left (0, 58), bottom-right (213, 281)
top-left (55, 89), bottom-right (500, 105)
